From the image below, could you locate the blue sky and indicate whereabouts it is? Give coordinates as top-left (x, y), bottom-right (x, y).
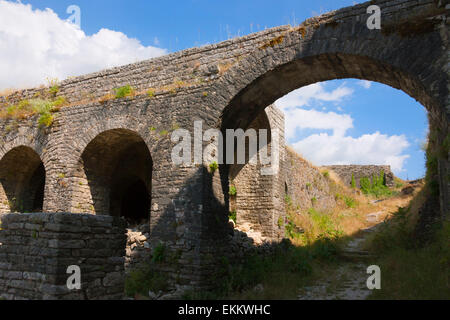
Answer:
top-left (23, 0), bottom-right (360, 51)
top-left (0, 0), bottom-right (428, 179)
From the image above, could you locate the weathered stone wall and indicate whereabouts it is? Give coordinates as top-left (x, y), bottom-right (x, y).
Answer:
top-left (322, 165), bottom-right (395, 188)
top-left (229, 105), bottom-right (286, 241)
top-left (284, 148), bottom-right (336, 213)
top-left (0, 0), bottom-right (447, 295)
top-left (0, 213), bottom-right (126, 300)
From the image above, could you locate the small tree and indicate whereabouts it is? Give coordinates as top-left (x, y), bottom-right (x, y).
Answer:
top-left (351, 173), bottom-right (357, 189)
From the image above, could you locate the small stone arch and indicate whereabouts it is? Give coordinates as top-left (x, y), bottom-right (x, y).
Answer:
top-left (0, 146), bottom-right (46, 213)
top-left (69, 128), bottom-right (153, 225)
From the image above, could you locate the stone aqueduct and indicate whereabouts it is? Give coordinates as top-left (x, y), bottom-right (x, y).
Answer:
top-left (0, 0), bottom-right (448, 299)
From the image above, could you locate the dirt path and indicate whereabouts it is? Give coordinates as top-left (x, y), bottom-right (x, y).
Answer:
top-left (297, 192), bottom-right (417, 300)
top-left (298, 226), bottom-right (377, 300)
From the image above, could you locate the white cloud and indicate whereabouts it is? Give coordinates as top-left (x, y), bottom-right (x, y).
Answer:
top-left (0, 0), bottom-right (167, 89)
top-left (283, 107), bottom-right (353, 139)
top-left (292, 132), bottom-right (410, 173)
top-left (276, 82), bottom-right (354, 110)
top-left (358, 80), bottom-right (372, 89)
top-left (275, 82), bottom-right (411, 173)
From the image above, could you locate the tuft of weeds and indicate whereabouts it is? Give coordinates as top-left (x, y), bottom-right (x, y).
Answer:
top-left (344, 196), bottom-right (357, 208)
top-left (259, 35), bottom-right (285, 49)
top-left (1, 95), bottom-right (67, 128)
top-left (209, 161), bottom-right (218, 174)
top-left (114, 85), bottom-right (135, 99)
top-left (228, 210), bottom-right (236, 224)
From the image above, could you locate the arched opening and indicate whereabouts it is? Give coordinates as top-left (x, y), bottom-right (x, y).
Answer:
top-left (0, 146), bottom-right (45, 213)
top-left (223, 106), bottom-right (280, 242)
top-left (218, 52), bottom-right (444, 242)
top-left (72, 129), bottom-right (153, 226)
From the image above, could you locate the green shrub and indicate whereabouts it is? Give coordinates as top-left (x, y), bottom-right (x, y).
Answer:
top-left (209, 161), bottom-right (218, 174)
top-left (114, 85), bottom-right (135, 98)
top-left (360, 171), bottom-right (392, 198)
top-left (277, 216), bottom-right (284, 228)
top-left (152, 242), bottom-right (166, 263)
top-left (48, 85), bottom-right (59, 96)
top-left (124, 264), bottom-right (169, 297)
top-left (229, 185), bottom-right (237, 196)
top-left (308, 208), bottom-right (343, 240)
top-left (351, 173), bottom-right (357, 189)
top-left (285, 194), bottom-right (292, 206)
top-left (228, 210), bottom-right (236, 223)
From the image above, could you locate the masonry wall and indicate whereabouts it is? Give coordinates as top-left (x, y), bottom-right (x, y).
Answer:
top-left (229, 105), bottom-right (286, 241)
top-left (0, 0), bottom-right (447, 296)
top-left (322, 165), bottom-right (395, 188)
top-left (284, 148), bottom-right (336, 213)
top-left (0, 213), bottom-right (126, 300)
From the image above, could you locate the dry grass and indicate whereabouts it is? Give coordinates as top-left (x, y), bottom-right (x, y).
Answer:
top-left (288, 168), bottom-right (422, 242)
top-left (0, 88), bottom-right (17, 97)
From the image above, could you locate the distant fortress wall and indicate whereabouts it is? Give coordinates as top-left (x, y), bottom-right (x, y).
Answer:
top-left (321, 165), bottom-right (395, 188)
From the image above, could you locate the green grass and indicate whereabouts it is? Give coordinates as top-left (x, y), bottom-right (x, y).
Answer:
top-left (189, 206), bottom-right (346, 300)
top-left (185, 239), bottom-right (341, 300)
top-left (1, 97), bottom-right (67, 127)
top-left (365, 205), bottom-right (450, 299)
top-left (124, 264), bottom-right (169, 298)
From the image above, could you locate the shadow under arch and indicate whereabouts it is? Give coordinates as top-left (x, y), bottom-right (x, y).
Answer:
top-left (225, 107), bottom-right (278, 240)
top-left (0, 146), bottom-right (45, 213)
top-left (71, 128), bottom-right (153, 225)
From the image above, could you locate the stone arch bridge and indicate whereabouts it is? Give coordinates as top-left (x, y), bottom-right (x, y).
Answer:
top-left (0, 0), bottom-right (448, 299)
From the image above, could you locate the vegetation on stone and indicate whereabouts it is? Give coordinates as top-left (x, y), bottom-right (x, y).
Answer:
top-left (114, 85), bottom-right (135, 99)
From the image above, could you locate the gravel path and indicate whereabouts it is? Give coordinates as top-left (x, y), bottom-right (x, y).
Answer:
top-left (298, 220), bottom-right (382, 300)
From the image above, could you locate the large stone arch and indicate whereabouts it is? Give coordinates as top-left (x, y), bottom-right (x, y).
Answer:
top-left (211, 11), bottom-right (448, 219)
top-left (0, 145), bottom-right (46, 213)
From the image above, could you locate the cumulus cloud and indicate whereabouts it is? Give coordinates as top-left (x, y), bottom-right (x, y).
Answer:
top-left (0, 0), bottom-right (167, 89)
top-left (275, 83), bottom-right (411, 173)
top-left (276, 82), bottom-right (354, 110)
top-left (292, 132), bottom-right (410, 172)
top-left (283, 107), bottom-right (353, 139)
